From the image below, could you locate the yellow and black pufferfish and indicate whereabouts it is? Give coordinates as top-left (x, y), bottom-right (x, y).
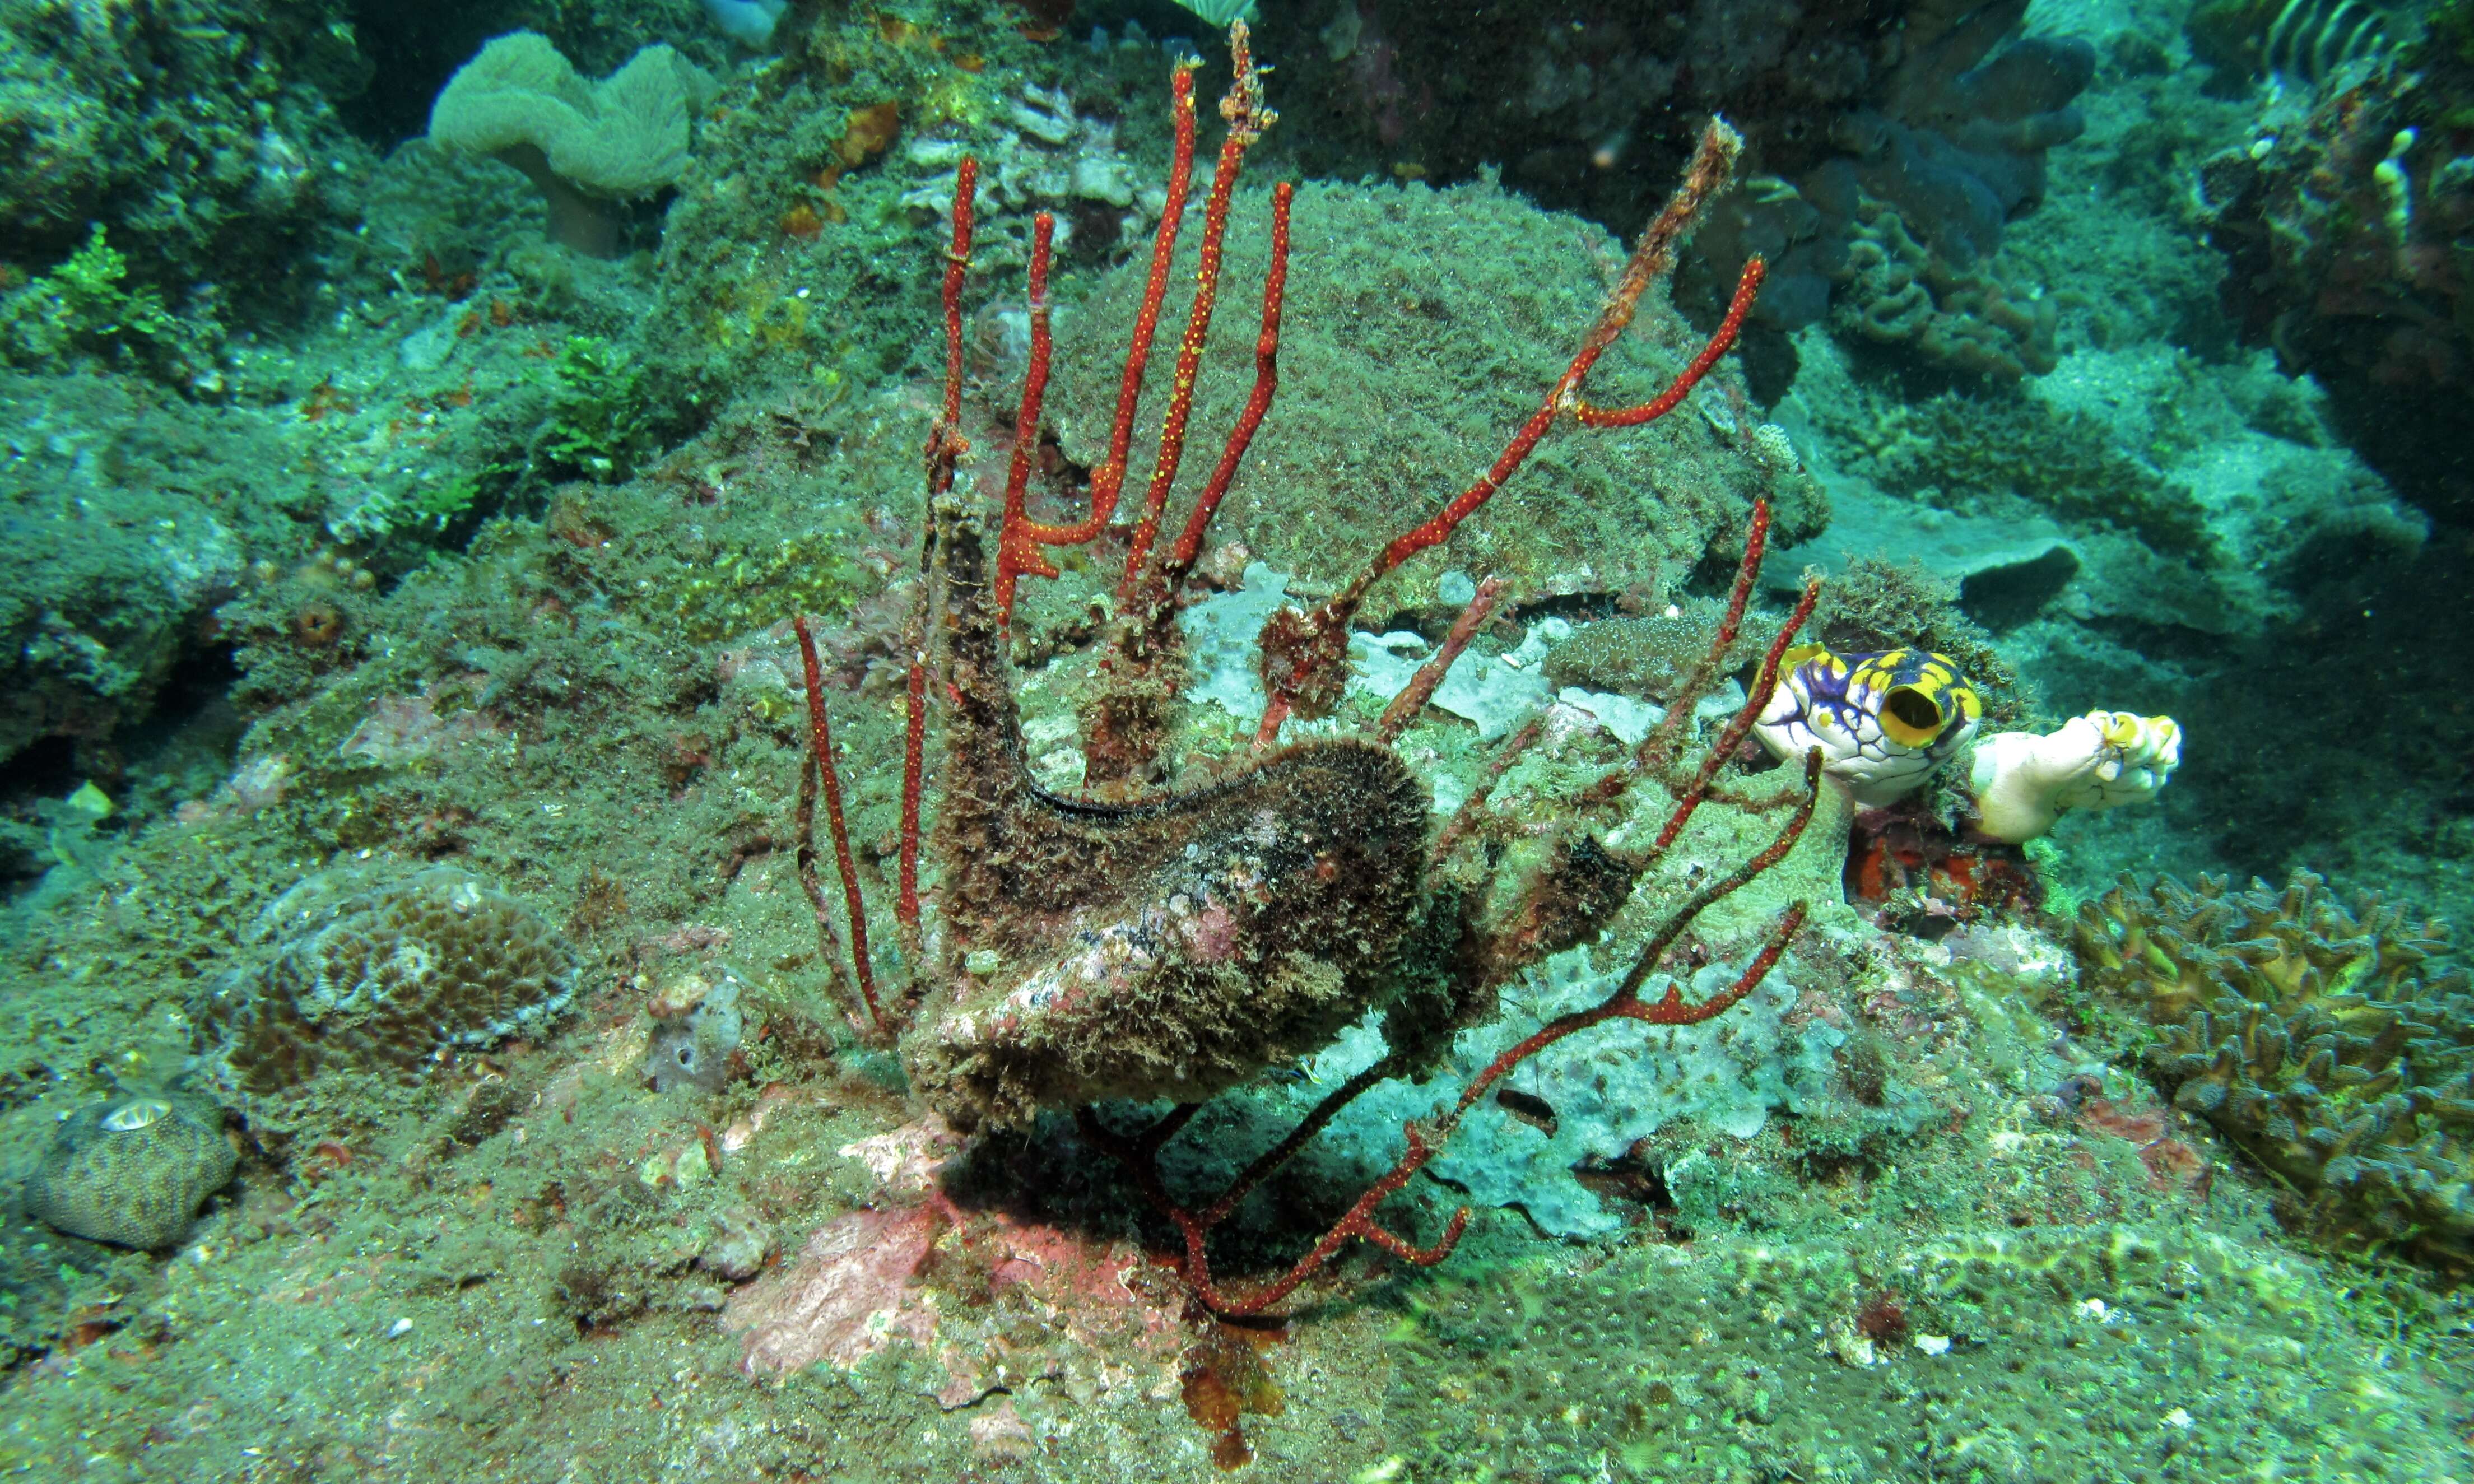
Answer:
top-left (1752, 645), bottom-right (1983, 806)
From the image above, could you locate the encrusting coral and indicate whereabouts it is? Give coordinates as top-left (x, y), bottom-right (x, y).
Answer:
top-left (194, 864), bottom-right (578, 1101)
top-left (2075, 871), bottom-right (2474, 1272)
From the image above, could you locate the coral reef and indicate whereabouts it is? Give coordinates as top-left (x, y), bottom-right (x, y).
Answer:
top-left (1292, 937), bottom-right (1903, 1239)
top-left (2201, 36), bottom-right (2474, 524)
top-left (1266, 0), bottom-right (2095, 362)
top-left (194, 865), bottom-right (578, 1100)
top-left (0, 369), bottom-right (328, 776)
top-left (644, 3), bottom-right (1052, 401)
top-left (0, 0), bottom-right (368, 312)
top-left (0, 479), bottom-right (240, 773)
top-left (21, 1095), bottom-right (237, 1250)
top-left (1676, 0), bottom-right (2092, 378)
top-left (787, 45), bottom-right (1827, 1316)
top-left (723, 1119), bottom-right (1187, 1408)
top-left (1829, 380), bottom-right (2217, 555)
top-left (5, 10), bottom-right (2472, 1478)
top-left (0, 227), bottom-right (197, 378)
top-left (1046, 173), bottom-right (1816, 599)
top-left (2075, 871), bottom-right (2474, 1271)
top-left (1826, 193), bottom-right (2061, 378)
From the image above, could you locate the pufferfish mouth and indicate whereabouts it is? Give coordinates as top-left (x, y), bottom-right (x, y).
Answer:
top-left (1877, 684), bottom-right (1952, 747)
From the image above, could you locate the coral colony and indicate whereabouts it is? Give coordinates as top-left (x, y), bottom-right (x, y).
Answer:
top-left (20, 0), bottom-right (2474, 1473)
top-left (788, 27), bottom-right (1815, 1312)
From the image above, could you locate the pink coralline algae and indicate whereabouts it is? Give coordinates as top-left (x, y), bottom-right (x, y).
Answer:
top-left (727, 1117), bottom-right (1183, 1404)
top-left (336, 687), bottom-right (503, 765)
top-left (725, 1204), bottom-right (945, 1378)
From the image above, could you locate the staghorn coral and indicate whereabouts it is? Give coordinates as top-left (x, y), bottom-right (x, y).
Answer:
top-left (2074, 871), bottom-right (2474, 1271)
top-left (22, 1096), bottom-right (238, 1250)
top-left (194, 865), bottom-right (578, 1099)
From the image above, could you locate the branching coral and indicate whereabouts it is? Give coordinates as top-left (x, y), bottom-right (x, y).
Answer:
top-left (2074, 871), bottom-right (2474, 1272)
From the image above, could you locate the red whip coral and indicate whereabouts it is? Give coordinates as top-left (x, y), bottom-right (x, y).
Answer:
top-left (788, 23), bottom-right (1821, 1316)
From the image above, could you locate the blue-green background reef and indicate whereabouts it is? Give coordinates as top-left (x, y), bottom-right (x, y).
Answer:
top-left (1, 0), bottom-right (2471, 1479)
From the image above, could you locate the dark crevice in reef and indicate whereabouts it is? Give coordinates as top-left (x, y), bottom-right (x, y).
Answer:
top-left (1, 643), bottom-right (244, 900)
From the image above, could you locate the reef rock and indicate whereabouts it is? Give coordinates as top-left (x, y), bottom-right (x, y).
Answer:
top-left (1044, 175), bottom-right (1820, 601)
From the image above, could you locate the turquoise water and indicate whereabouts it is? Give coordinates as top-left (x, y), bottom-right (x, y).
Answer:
top-left (1, 1), bottom-right (2467, 1478)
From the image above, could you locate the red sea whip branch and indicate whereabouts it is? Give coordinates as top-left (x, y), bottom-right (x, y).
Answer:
top-left (1117, 21), bottom-right (1280, 595)
top-left (1091, 501), bottom-right (1824, 1316)
top-left (1256, 117), bottom-right (1765, 732)
top-left (1085, 742), bottom-right (1823, 1317)
top-left (991, 22), bottom-right (1283, 625)
top-left (900, 155), bottom-right (983, 936)
top-left (793, 613), bottom-right (883, 1033)
top-left (990, 63), bottom-right (1196, 624)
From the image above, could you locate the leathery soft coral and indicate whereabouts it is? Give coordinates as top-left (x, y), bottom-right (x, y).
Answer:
top-left (2074, 871), bottom-right (2474, 1272)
